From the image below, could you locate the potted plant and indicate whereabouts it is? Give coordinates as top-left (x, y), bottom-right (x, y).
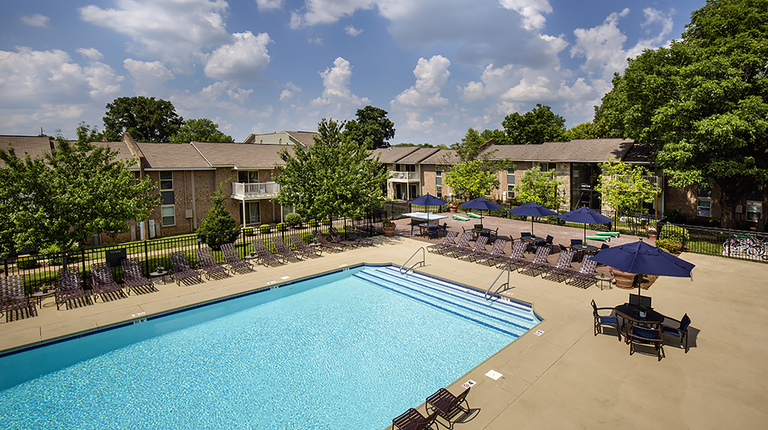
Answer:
top-left (448, 200), bottom-right (459, 213)
top-left (645, 223), bottom-right (657, 240)
top-left (638, 304), bottom-right (649, 318)
top-left (382, 219), bottom-right (396, 237)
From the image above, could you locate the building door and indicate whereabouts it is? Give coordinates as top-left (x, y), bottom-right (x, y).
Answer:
top-left (240, 202), bottom-right (261, 225)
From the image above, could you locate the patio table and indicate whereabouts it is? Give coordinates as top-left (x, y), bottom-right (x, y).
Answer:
top-left (614, 303), bottom-right (666, 343)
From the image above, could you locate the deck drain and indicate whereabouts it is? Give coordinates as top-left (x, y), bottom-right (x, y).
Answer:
top-left (485, 370), bottom-right (503, 380)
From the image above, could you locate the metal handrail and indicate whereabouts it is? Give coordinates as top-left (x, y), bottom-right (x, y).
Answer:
top-left (484, 266), bottom-right (512, 300)
top-left (400, 247), bottom-right (426, 274)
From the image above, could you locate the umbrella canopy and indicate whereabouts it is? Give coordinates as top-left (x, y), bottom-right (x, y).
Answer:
top-left (461, 197), bottom-right (504, 226)
top-left (509, 202), bottom-right (557, 235)
top-left (591, 240), bottom-right (695, 297)
top-left (408, 193), bottom-right (447, 222)
top-left (557, 207), bottom-right (614, 242)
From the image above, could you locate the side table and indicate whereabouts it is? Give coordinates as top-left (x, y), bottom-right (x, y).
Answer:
top-left (30, 290), bottom-right (56, 308)
top-left (594, 274), bottom-right (612, 290)
top-left (150, 270), bottom-right (169, 284)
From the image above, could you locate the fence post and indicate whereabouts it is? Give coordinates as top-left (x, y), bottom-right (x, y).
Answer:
top-left (144, 240), bottom-right (149, 275)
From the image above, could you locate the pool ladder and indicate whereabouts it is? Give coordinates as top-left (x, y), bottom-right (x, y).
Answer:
top-left (400, 247), bottom-right (425, 274)
top-left (484, 266), bottom-right (512, 300)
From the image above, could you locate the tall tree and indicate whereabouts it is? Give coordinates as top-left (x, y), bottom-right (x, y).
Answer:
top-left (502, 104), bottom-right (567, 145)
top-left (170, 118), bottom-right (234, 143)
top-left (275, 118), bottom-right (388, 219)
top-left (103, 96), bottom-right (183, 142)
top-left (445, 128), bottom-right (512, 201)
top-left (480, 128), bottom-right (509, 145)
top-left (343, 105), bottom-right (395, 149)
top-left (596, 160), bottom-right (660, 215)
top-left (0, 123), bottom-right (159, 255)
top-left (596, 0), bottom-right (768, 228)
top-left (515, 167), bottom-right (565, 209)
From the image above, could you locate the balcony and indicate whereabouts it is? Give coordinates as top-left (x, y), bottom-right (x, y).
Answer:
top-left (231, 182), bottom-right (280, 200)
top-left (389, 171), bottom-right (419, 182)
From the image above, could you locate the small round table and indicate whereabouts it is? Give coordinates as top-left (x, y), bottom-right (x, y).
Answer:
top-left (30, 290), bottom-right (56, 308)
top-left (594, 274), bottom-right (612, 290)
top-left (149, 270), bottom-right (169, 284)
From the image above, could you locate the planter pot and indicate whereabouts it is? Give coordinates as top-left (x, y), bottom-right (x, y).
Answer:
top-left (612, 270), bottom-right (636, 289)
top-left (449, 207), bottom-right (458, 213)
top-left (383, 226), bottom-right (395, 237)
top-left (639, 310), bottom-right (647, 318)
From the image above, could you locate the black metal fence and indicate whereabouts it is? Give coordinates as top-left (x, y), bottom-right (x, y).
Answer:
top-left (660, 223), bottom-right (768, 263)
top-left (2, 217), bottom-right (382, 294)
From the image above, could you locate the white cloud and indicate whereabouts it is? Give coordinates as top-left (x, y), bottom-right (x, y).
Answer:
top-left (79, 0), bottom-right (230, 73)
top-left (256, 0), bottom-right (283, 11)
top-left (393, 56), bottom-right (451, 110)
top-left (21, 14), bottom-right (50, 27)
top-left (345, 25), bottom-right (363, 36)
top-left (308, 37), bottom-right (323, 45)
top-left (570, 9), bottom-right (631, 79)
top-left (289, 0), bottom-right (374, 29)
top-left (280, 82), bottom-right (301, 101)
top-left (204, 32), bottom-right (272, 83)
top-left (171, 82), bottom-right (262, 124)
top-left (76, 48), bottom-right (104, 61)
top-left (124, 59), bottom-right (175, 95)
top-left (309, 57), bottom-right (370, 116)
top-left (501, 76), bottom-right (553, 102)
top-left (498, 0), bottom-right (553, 31)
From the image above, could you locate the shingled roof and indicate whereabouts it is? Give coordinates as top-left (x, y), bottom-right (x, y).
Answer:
top-left (484, 138), bottom-right (636, 163)
top-left (137, 142), bottom-right (212, 170)
top-left (0, 135), bottom-right (53, 166)
top-left (193, 142), bottom-right (293, 169)
top-left (369, 146), bottom-right (419, 163)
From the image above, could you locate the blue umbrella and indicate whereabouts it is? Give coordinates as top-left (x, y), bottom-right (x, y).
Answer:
top-left (509, 202), bottom-right (557, 235)
top-left (557, 207), bottom-right (614, 242)
top-left (408, 193), bottom-right (447, 222)
top-left (590, 240), bottom-right (695, 297)
top-left (461, 197), bottom-right (504, 226)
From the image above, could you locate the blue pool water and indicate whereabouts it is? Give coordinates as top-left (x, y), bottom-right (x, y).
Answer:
top-left (0, 265), bottom-right (540, 429)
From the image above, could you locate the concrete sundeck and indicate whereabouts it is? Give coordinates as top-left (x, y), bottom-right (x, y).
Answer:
top-left (1, 224), bottom-right (766, 429)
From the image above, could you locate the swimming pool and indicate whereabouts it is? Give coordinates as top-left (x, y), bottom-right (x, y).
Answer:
top-left (0, 265), bottom-right (540, 429)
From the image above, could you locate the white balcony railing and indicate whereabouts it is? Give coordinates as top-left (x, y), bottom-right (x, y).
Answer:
top-left (231, 181), bottom-right (280, 200)
top-left (389, 171), bottom-right (419, 182)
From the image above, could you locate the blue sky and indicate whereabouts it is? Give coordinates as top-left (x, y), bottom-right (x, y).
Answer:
top-left (1, 0), bottom-right (703, 145)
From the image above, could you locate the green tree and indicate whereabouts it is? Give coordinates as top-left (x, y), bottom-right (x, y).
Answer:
top-left (480, 128), bottom-right (509, 145)
top-left (515, 167), bottom-right (564, 209)
top-left (444, 160), bottom-right (499, 201)
top-left (596, 160), bottom-right (660, 215)
top-left (502, 104), bottom-right (567, 145)
top-left (0, 123), bottom-right (159, 255)
top-left (103, 96), bottom-right (183, 142)
top-left (197, 180), bottom-right (239, 250)
top-left (563, 122), bottom-right (605, 141)
top-left (275, 118), bottom-right (388, 219)
top-left (343, 105), bottom-right (395, 149)
top-left (170, 118), bottom-right (234, 143)
top-left (596, 0), bottom-right (768, 228)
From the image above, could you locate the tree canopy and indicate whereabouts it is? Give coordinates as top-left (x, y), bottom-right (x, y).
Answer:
top-left (343, 105), bottom-right (395, 149)
top-left (103, 96), bottom-right (183, 142)
top-left (170, 118), bottom-right (234, 143)
top-left (596, 160), bottom-right (660, 215)
top-left (444, 160), bottom-right (499, 201)
top-left (275, 118), bottom-right (388, 219)
top-left (0, 123), bottom-right (159, 255)
top-left (502, 104), bottom-right (567, 145)
top-left (596, 0), bottom-right (768, 227)
top-left (515, 167), bottom-right (564, 209)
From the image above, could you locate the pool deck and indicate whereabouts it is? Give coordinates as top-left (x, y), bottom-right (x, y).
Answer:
top-left (2, 223), bottom-right (767, 429)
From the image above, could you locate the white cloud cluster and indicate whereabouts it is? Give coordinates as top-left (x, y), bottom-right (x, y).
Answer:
top-left (204, 32), bottom-right (272, 82)
top-left (498, 0), bottom-right (553, 31)
top-left (393, 56), bottom-right (451, 110)
top-left (21, 14), bottom-right (50, 27)
top-left (310, 57), bottom-right (370, 116)
top-left (280, 82), bottom-right (301, 102)
top-left (124, 59), bottom-right (175, 96)
top-left (345, 25), bottom-right (363, 36)
top-left (290, 0), bottom-right (374, 29)
top-left (256, 0), bottom-right (284, 11)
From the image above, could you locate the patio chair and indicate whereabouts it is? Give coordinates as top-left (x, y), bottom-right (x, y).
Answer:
top-left (629, 293), bottom-right (652, 309)
top-left (520, 232), bottom-right (532, 240)
top-left (56, 267), bottom-right (91, 310)
top-left (591, 299), bottom-right (621, 341)
top-left (426, 231), bottom-right (458, 254)
top-left (347, 232), bottom-right (374, 246)
top-left (425, 386), bottom-right (471, 429)
top-left (329, 227), bottom-right (358, 248)
top-left (495, 241), bottom-right (528, 269)
top-left (410, 219), bottom-right (422, 236)
top-left (272, 236), bottom-right (304, 262)
top-left (121, 258), bottom-right (159, 294)
top-left (427, 226), bottom-right (439, 239)
top-left (442, 233), bottom-right (473, 257)
top-left (91, 262), bottom-right (128, 302)
top-left (1, 274), bottom-right (33, 322)
top-left (565, 257), bottom-right (598, 287)
top-left (392, 408), bottom-right (438, 430)
top-left (628, 321), bottom-right (665, 361)
top-left (313, 232), bottom-right (345, 253)
top-left (170, 251), bottom-right (203, 285)
top-left (251, 239), bottom-right (286, 266)
top-left (221, 243), bottom-right (255, 273)
top-left (541, 251), bottom-right (575, 281)
top-left (662, 313), bottom-right (691, 353)
top-left (290, 234), bottom-right (323, 258)
top-left (195, 248), bottom-right (230, 280)
top-left (472, 238), bottom-right (507, 265)
top-left (455, 236), bottom-right (488, 260)
top-left (569, 239), bottom-right (583, 251)
top-left (517, 246), bottom-right (551, 275)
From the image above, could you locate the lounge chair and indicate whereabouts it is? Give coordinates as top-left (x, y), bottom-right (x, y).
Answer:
top-left (540, 251), bottom-right (575, 281)
top-left (517, 246), bottom-right (551, 275)
top-left (313, 232), bottom-right (345, 253)
top-left (495, 241), bottom-right (528, 269)
top-left (455, 236), bottom-right (488, 260)
top-left (565, 256), bottom-right (598, 287)
top-left (443, 233), bottom-right (473, 257)
top-left (347, 232), bottom-right (374, 246)
top-left (426, 386), bottom-right (471, 429)
top-left (392, 408), bottom-right (438, 430)
top-left (662, 313), bottom-right (691, 353)
top-left (251, 239), bottom-right (286, 266)
top-left (91, 262), bottom-right (128, 302)
top-left (1, 274), bottom-right (33, 321)
top-left (272, 236), bottom-right (304, 262)
top-left (56, 267), bottom-right (91, 310)
top-left (170, 251), bottom-right (203, 285)
top-left (467, 212), bottom-right (483, 219)
top-left (196, 248), bottom-right (230, 280)
top-left (329, 227), bottom-right (358, 248)
top-left (221, 243), bottom-right (254, 273)
top-left (426, 231), bottom-right (458, 254)
top-left (452, 214), bottom-right (470, 221)
top-left (591, 299), bottom-right (621, 341)
top-left (472, 238), bottom-right (507, 265)
top-left (628, 321), bottom-right (664, 361)
top-left (121, 258), bottom-right (158, 294)
top-left (290, 234), bottom-right (323, 258)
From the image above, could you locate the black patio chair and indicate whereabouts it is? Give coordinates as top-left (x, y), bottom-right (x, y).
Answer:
top-left (591, 299), bottom-right (621, 341)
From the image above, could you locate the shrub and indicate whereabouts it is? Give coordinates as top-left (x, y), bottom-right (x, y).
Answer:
top-left (243, 227), bottom-right (254, 236)
top-left (259, 224), bottom-right (271, 234)
top-left (708, 219), bottom-right (721, 228)
top-left (197, 181), bottom-right (239, 250)
top-left (309, 219), bottom-right (319, 227)
top-left (276, 223), bottom-right (287, 232)
top-left (663, 209), bottom-right (686, 224)
top-left (41, 244), bottom-right (63, 265)
top-left (659, 224), bottom-right (690, 243)
top-left (656, 238), bottom-right (683, 254)
top-left (285, 213), bottom-right (303, 227)
top-left (16, 255), bottom-right (37, 270)
top-left (322, 218), bottom-right (331, 226)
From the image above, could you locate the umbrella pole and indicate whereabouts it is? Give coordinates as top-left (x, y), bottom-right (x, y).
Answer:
top-left (531, 217), bottom-right (534, 235)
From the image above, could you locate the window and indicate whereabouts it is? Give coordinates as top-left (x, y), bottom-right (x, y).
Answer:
top-left (435, 166), bottom-right (442, 176)
top-left (507, 168), bottom-right (515, 193)
top-left (238, 171), bottom-right (259, 183)
top-left (436, 185), bottom-right (442, 198)
top-left (396, 164), bottom-right (415, 172)
top-left (746, 201), bottom-right (762, 222)
top-left (539, 163), bottom-right (556, 173)
top-left (697, 188), bottom-right (711, 217)
top-left (160, 171), bottom-right (175, 226)
top-left (240, 202), bottom-right (261, 225)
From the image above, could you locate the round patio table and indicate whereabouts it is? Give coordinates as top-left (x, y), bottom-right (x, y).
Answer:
top-left (614, 303), bottom-right (666, 343)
